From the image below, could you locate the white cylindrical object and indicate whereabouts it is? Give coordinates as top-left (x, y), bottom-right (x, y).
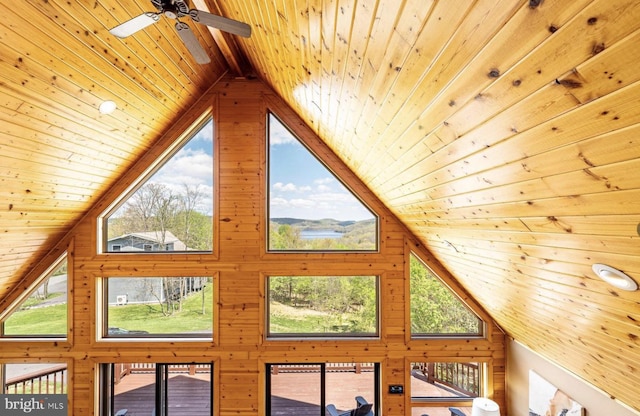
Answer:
top-left (471, 397), bottom-right (500, 416)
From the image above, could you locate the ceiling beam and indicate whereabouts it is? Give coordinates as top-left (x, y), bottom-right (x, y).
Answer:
top-left (193, 0), bottom-right (251, 76)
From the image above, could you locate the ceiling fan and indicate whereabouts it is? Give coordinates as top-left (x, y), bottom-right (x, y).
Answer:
top-left (109, 0), bottom-right (251, 64)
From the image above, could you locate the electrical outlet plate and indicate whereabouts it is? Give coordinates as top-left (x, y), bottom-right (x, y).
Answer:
top-left (388, 384), bottom-right (403, 394)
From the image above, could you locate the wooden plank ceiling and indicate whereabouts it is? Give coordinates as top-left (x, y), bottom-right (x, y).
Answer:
top-left (1, 0), bottom-right (639, 411)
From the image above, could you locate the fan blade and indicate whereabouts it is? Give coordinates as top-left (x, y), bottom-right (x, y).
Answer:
top-left (175, 21), bottom-right (211, 64)
top-left (150, 0), bottom-right (164, 13)
top-left (188, 9), bottom-right (251, 38)
top-left (110, 12), bottom-right (160, 38)
top-left (173, 0), bottom-right (190, 16)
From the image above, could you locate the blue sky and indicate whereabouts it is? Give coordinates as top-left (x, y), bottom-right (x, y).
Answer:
top-left (268, 114), bottom-right (374, 221)
top-left (124, 116), bottom-right (373, 221)
top-left (145, 119), bottom-right (214, 215)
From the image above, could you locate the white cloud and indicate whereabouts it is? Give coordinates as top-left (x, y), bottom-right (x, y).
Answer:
top-left (310, 191), bottom-right (352, 202)
top-left (273, 182), bottom-right (298, 192)
top-left (144, 148), bottom-right (214, 215)
top-left (272, 182), bottom-right (314, 193)
top-left (192, 123), bottom-right (214, 142)
top-left (288, 198), bottom-right (316, 210)
top-left (270, 197), bottom-right (289, 207)
top-left (269, 116), bottom-right (297, 145)
top-left (270, 184), bottom-right (373, 220)
top-left (154, 149), bottom-right (213, 187)
top-left (314, 177), bottom-right (334, 185)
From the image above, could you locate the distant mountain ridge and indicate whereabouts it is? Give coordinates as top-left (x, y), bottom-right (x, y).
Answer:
top-left (270, 217), bottom-right (375, 232)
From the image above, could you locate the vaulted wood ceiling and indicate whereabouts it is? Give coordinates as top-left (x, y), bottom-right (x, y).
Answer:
top-left (1, 0), bottom-right (639, 412)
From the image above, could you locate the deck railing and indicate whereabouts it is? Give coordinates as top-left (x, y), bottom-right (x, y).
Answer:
top-left (113, 363), bottom-right (211, 384)
top-left (5, 365), bottom-right (68, 394)
top-left (419, 362), bottom-right (479, 397)
top-left (270, 363), bottom-right (375, 374)
top-left (3, 362), bottom-right (475, 397)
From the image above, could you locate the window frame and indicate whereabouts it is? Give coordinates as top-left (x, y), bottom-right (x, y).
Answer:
top-left (408, 251), bottom-right (485, 339)
top-left (265, 362), bottom-right (380, 416)
top-left (98, 362), bottom-right (214, 416)
top-left (97, 275), bottom-right (216, 342)
top-left (265, 111), bottom-right (380, 254)
top-left (407, 358), bottom-right (489, 413)
top-left (264, 274), bottom-right (381, 340)
top-left (1, 361), bottom-right (70, 395)
top-left (0, 252), bottom-right (70, 341)
top-left (98, 112), bottom-right (215, 255)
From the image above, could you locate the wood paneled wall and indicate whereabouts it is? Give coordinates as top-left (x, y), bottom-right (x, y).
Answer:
top-left (0, 77), bottom-right (505, 415)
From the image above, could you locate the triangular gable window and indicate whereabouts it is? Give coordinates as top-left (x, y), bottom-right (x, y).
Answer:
top-left (1, 253), bottom-right (68, 338)
top-left (102, 116), bottom-right (214, 253)
top-left (267, 113), bottom-right (378, 251)
top-left (410, 253), bottom-right (483, 336)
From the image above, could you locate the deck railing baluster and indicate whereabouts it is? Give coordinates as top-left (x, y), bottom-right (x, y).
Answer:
top-left (425, 362), bottom-right (479, 397)
top-left (4, 365), bottom-right (67, 395)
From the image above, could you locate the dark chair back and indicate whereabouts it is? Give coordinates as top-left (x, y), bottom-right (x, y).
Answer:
top-left (352, 403), bottom-right (373, 416)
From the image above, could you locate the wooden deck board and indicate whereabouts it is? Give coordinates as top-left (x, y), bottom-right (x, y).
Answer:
top-left (113, 369), bottom-right (470, 415)
top-left (113, 373), bottom-right (211, 416)
top-left (270, 370), bottom-right (376, 415)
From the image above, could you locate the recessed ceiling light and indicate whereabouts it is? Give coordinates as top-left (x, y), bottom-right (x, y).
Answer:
top-left (592, 264), bottom-right (638, 291)
top-left (99, 100), bottom-right (117, 114)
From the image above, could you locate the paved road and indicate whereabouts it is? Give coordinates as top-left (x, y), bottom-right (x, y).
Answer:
top-left (4, 363), bottom-right (66, 380)
top-left (30, 274), bottom-right (67, 307)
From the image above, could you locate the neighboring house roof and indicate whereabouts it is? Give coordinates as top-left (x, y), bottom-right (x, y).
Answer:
top-left (109, 231), bottom-right (181, 244)
top-left (108, 231), bottom-right (188, 251)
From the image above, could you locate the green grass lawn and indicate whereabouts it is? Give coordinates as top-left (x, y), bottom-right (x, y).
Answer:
top-left (4, 284), bottom-right (214, 336)
top-left (6, 286), bottom-right (379, 336)
top-left (109, 285), bottom-right (213, 334)
top-left (269, 314), bottom-right (331, 333)
top-left (3, 303), bottom-right (67, 335)
top-left (269, 302), bottom-right (375, 334)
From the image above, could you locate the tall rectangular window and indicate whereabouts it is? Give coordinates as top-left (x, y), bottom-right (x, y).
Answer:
top-left (267, 363), bottom-right (379, 416)
top-left (267, 275), bottom-right (378, 338)
top-left (410, 361), bottom-right (481, 415)
top-left (100, 363), bottom-right (212, 416)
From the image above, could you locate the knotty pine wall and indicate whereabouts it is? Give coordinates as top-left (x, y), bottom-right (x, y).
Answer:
top-left (0, 77), bottom-right (505, 415)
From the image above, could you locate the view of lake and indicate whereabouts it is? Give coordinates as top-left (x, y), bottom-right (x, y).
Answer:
top-left (299, 230), bottom-right (344, 240)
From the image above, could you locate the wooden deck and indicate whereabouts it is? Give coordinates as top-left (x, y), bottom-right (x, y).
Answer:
top-left (113, 369), bottom-right (472, 416)
top-left (270, 370), bottom-right (376, 415)
top-left (113, 372), bottom-right (211, 416)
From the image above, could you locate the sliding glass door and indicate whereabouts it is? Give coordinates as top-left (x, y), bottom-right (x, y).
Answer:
top-left (266, 363), bottom-right (379, 416)
top-left (101, 363), bottom-right (212, 416)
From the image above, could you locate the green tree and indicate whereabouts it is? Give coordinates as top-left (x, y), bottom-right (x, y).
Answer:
top-left (410, 254), bottom-right (481, 334)
top-left (270, 276), bottom-right (295, 303)
top-left (268, 275), bottom-right (377, 333)
top-left (175, 184), bottom-right (212, 250)
top-left (110, 183), bottom-right (212, 250)
top-left (269, 224), bottom-right (301, 249)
